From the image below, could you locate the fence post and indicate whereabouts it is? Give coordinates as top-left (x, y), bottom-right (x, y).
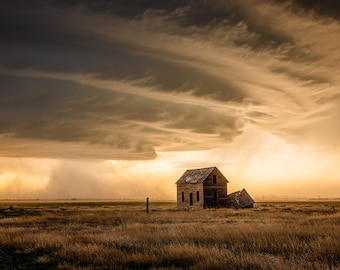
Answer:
top-left (146, 197), bottom-right (149, 213)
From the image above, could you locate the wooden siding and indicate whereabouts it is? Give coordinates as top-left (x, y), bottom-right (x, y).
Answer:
top-left (176, 183), bottom-right (204, 208)
top-left (203, 168), bottom-right (228, 207)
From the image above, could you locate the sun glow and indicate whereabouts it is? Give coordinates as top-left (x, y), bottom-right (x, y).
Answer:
top-left (239, 131), bottom-right (326, 182)
top-left (104, 124), bottom-right (338, 199)
top-left (0, 127), bottom-right (338, 200)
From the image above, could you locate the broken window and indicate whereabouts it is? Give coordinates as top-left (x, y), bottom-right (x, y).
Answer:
top-left (213, 175), bottom-right (217, 184)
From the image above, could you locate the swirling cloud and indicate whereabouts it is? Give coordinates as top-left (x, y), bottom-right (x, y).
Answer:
top-left (1, 0), bottom-right (340, 199)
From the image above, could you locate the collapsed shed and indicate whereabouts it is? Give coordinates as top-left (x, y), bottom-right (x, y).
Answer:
top-left (226, 188), bottom-right (255, 209)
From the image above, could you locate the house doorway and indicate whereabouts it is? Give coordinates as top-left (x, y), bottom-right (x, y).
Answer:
top-left (190, 193), bottom-right (193, 205)
top-left (214, 191), bottom-right (218, 202)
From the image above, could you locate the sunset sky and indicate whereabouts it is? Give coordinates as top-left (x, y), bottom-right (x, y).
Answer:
top-left (1, 0), bottom-right (340, 200)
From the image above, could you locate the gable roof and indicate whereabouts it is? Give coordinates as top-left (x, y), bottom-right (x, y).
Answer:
top-left (175, 167), bottom-right (228, 184)
top-left (226, 188), bottom-right (255, 208)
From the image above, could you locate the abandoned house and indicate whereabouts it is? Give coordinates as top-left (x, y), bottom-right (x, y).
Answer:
top-left (175, 166), bottom-right (254, 208)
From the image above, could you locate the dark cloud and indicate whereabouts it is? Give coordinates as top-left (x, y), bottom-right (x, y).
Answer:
top-left (1, 0), bottom-right (340, 160)
top-left (0, 0), bottom-right (249, 160)
top-left (0, 0), bottom-right (294, 52)
top-left (280, 0), bottom-right (340, 20)
top-left (0, 76), bottom-right (157, 158)
top-left (0, 74), bottom-right (243, 159)
top-left (0, 1), bottom-right (248, 102)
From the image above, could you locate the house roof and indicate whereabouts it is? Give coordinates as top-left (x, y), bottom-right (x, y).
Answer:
top-left (175, 166), bottom-right (228, 184)
top-left (226, 188), bottom-right (255, 208)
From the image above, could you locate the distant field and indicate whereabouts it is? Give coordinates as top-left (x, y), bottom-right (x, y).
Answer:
top-left (0, 201), bottom-right (339, 269)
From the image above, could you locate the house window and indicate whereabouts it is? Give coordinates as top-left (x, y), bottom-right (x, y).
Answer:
top-left (181, 192), bottom-right (184, 202)
top-left (190, 193), bottom-right (193, 205)
top-left (213, 175), bottom-right (217, 184)
top-left (214, 191), bottom-right (218, 202)
top-left (196, 191), bottom-right (199, 201)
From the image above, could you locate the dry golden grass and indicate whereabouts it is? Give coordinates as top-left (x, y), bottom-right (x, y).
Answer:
top-left (0, 201), bottom-right (339, 269)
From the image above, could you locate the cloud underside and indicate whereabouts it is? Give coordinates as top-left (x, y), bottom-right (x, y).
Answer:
top-left (0, 74), bottom-right (243, 159)
top-left (1, 0), bottom-right (340, 159)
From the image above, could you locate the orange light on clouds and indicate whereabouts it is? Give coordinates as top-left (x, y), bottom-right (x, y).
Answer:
top-left (106, 125), bottom-right (340, 199)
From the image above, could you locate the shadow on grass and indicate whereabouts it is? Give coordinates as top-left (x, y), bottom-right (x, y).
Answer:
top-left (0, 207), bottom-right (41, 219)
top-left (0, 246), bottom-right (57, 270)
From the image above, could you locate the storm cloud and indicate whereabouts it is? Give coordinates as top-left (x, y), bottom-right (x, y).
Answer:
top-left (1, 0), bottom-right (340, 199)
top-left (1, 0), bottom-right (340, 159)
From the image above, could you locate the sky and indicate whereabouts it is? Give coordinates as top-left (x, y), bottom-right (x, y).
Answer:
top-left (1, 0), bottom-right (340, 200)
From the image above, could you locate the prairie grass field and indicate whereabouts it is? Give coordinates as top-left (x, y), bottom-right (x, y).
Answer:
top-left (0, 200), bottom-right (339, 270)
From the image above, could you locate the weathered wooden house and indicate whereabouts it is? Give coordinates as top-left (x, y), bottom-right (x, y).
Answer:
top-left (175, 166), bottom-right (254, 208)
top-left (175, 167), bottom-right (229, 208)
